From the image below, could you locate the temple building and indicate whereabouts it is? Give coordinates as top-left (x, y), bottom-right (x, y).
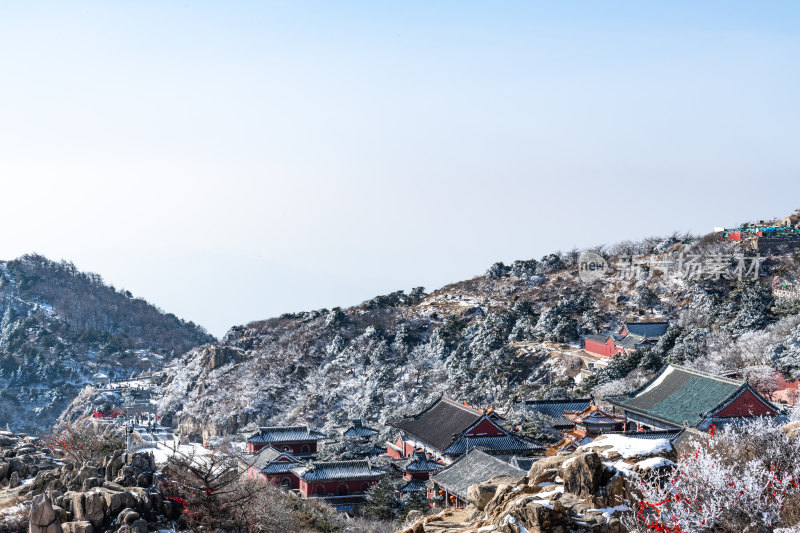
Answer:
top-left (387, 396), bottom-right (541, 462)
top-left (245, 425), bottom-right (326, 455)
top-left (609, 364), bottom-right (780, 431)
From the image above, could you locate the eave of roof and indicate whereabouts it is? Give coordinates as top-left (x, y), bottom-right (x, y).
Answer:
top-left (611, 364), bottom-right (749, 427)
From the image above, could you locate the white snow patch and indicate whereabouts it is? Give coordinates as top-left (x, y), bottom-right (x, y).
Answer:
top-left (536, 485), bottom-right (564, 500)
top-left (641, 366), bottom-right (674, 395)
top-left (562, 456), bottom-right (578, 469)
top-left (503, 514), bottom-right (532, 532)
top-left (579, 434), bottom-right (672, 459)
top-left (635, 457), bottom-right (676, 470)
top-left (586, 504), bottom-right (629, 523)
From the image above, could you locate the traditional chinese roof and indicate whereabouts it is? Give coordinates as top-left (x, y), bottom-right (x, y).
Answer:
top-left (291, 459), bottom-right (385, 482)
top-left (247, 425), bottom-right (326, 444)
top-left (563, 402), bottom-right (625, 426)
top-left (508, 456), bottom-right (538, 472)
top-left (523, 398), bottom-right (593, 429)
top-left (615, 334), bottom-right (647, 350)
top-left (585, 334), bottom-right (611, 344)
top-left (400, 451), bottom-right (445, 473)
top-left (609, 364), bottom-right (777, 428)
top-left (400, 479), bottom-right (431, 492)
top-left (545, 434), bottom-right (595, 456)
top-left (623, 321), bottom-right (669, 338)
top-left (249, 446), bottom-right (299, 474)
top-left (443, 434), bottom-right (542, 455)
top-left (343, 419), bottom-right (379, 438)
top-left (392, 396), bottom-right (486, 452)
top-left (431, 449), bottom-right (525, 500)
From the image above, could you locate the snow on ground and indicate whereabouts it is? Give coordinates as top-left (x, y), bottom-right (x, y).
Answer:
top-left (137, 440), bottom-right (211, 466)
top-left (503, 514), bottom-right (532, 533)
top-left (579, 434), bottom-right (672, 459)
top-left (634, 457), bottom-right (676, 470)
top-left (586, 505), bottom-right (629, 523)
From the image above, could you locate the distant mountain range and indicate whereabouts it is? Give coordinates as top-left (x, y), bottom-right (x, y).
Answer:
top-left (0, 254), bottom-right (215, 433)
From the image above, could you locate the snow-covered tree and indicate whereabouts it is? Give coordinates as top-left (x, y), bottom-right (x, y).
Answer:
top-left (623, 419), bottom-right (800, 533)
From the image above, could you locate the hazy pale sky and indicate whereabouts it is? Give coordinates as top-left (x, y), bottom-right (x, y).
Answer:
top-left (1, 1), bottom-right (799, 337)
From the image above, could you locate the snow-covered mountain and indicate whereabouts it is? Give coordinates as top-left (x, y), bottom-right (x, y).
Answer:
top-left (0, 254), bottom-right (215, 433)
top-left (150, 231), bottom-right (800, 443)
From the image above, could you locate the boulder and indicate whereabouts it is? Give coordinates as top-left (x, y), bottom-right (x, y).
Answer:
top-left (468, 476), bottom-right (519, 511)
top-left (104, 489), bottom-right (128, 514)
top-left (527, 455), bottom-right (569, 487)
top-left (8, 470), bottom-right (20, 488)
top-left (405, 509), bottom-right (423, 525)
top-left (29, 493), bottom-right (62, 533)
top-left (61, 521), bottom-right (94, 533)
top-left (118, 508), bottom-right (140, 525)
top-left (561, 452), bottom-right (603, 498)
top-left (74, 490), bottom-right (106, 529)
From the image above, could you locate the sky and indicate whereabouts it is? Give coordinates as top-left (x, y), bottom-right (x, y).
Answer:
top-left (1, 1), bottom-right (799, 338)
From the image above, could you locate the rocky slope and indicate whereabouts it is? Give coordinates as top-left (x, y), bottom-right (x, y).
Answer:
top-left (150, 230), bottom-right (800, 443)
top-left (397, 433), bottom-right (677, 533)
top-left (0, 254), bottom-right (215, 434)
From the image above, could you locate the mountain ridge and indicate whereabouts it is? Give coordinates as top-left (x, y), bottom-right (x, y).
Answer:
top-left (0, 253), bottom-right (215, 433)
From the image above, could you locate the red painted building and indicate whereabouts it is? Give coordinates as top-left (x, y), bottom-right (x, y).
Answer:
top-left (395, 451), bottom-right (445, 494)
top-left (610, 364), bottom-right (779, 431)
top-left (389, 396), bottom-right (541, 461)
top-left (245, 425), bottom-right (326, 455)
top-left (292, 459), bottom-right (385, 499)
top-left (584, 321), bottom-right (669, 358)
top-left (244, 445), bottom-right (300, 490)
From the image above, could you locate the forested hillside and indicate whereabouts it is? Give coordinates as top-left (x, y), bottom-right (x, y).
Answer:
top-left (0, 254), bottom-right (214, 433)
top-left (155, 231), bottom-right (800, 443)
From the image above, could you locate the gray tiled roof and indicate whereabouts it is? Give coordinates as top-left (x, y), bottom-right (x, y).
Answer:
top-left (247, 425), bottom-right (326, 443)
top-left (393, 396), bottom-right (485, 452)
top-left (292, 459), bottom-right (385, 482)
top-left (523, 399), bottom-right (592, 428)
top-left (616, 334), bottom-right (646, 349)
top-left (624, 322), bottom-right (669, 338)
top-left (611, 365), bottom-right (749, 428)
top-left (401, 452), bottom-right (446, 473)
top-left (400, 479), bottom-right (431, 492)
top-left (443, 434), bottom-right (542, 455)
top-left (343, 419), bottom-right (379, 438)
top-left (508, 456), bottom-right (538, 472)
top-left (432, 449), bottom-right (525, 500)
top-left (585, 334), bottom-right (610, 344)
top-left (249, 446), bottom-right (299, 474)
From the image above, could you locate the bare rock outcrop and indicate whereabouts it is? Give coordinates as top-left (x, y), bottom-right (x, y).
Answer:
top-left (398, 434), bottom-right (677, 533)
top-left (29, 493), bottom-right (63, 533)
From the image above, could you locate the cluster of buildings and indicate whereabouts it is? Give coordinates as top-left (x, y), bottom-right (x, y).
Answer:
top-left (715, 211), bottom-right (800, 252)
top-left (238, 363), bottom-right (787, 511)
top-left (583, 321), bottom-right (669, 358)
top-left (241, 421), bottom-right (382, 510)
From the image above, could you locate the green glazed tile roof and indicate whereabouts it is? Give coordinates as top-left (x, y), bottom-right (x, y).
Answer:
top-left (618, 365), bottom-right (744, 427)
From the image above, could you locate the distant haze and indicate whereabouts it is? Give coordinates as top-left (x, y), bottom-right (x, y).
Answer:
top-left (1, 2), bottom-right (799, 337)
